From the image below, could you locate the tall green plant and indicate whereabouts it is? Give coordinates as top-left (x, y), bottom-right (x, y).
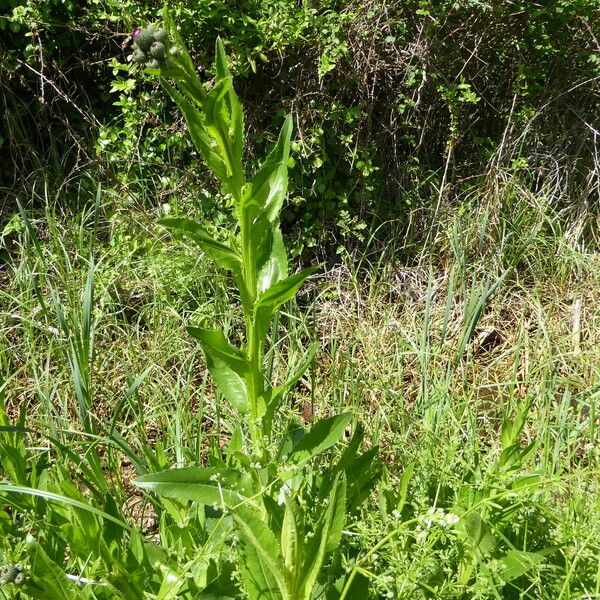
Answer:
top-left (130, 14), bottom-right (379, 600)
top-left (131, 18), bottom-right (317, 461)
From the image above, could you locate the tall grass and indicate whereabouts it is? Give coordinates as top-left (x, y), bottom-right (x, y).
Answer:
top-left (0, 154), bottom-right (599, 597)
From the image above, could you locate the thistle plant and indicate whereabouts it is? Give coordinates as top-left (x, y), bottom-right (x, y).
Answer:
top-left (132, 18), bottom-right (317, 463)
top-left (130, 13), bottom-right (379, 600)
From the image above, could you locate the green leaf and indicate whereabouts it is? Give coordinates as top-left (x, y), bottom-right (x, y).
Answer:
top-left (267, 342), bottom-right (319, 430)
top-left (27, 541), bottom-right (80, 599)
top-left (202, 78), bottom-right (242, 188)
top-left (134, 467), bottom-right (253, 508)
top-left (289, 413), bottom-right (353, 465)
top-left (156, 564), bottom-right (188, 600)
top-left (159, 218), bottom-right (241, 272)
top-left (462, 512), bottom-right (496, 556)
top-left (396, 463), bottom-right (414, 513)
top-left (233, 507), bottom-right (288, 599)
top-left (0, 484), bottom-right (134, 532)
top-left (214, 38), bottom-right (244, 183)
top-left (163, 7), bottom-right (196, 78)
top-left (162, 80), bottom-right (229, 183)
top-left (254, 266), bottom-right (318, 344)
top-left (343, 446), bottom-right (380, 511)
top-left (299, 474), bottom-right (347, 600)
top-left (256, 224), bottom-right (288, 294)
top-left (324, 475), bottom-right (346, 552)
top-left (328, 572), bottom-right (369, 599)
top-left (187, 327), bottom-right (250, 413)
top-left (281, 497), bottom-right (303, 575)
top-left (496, 550), bottom-right (544, 582)
top-left (241, 115), bottom-right (293, 224)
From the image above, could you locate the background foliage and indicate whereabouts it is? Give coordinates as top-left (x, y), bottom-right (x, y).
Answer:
top-left (2, 0), bottom-right (598, 253)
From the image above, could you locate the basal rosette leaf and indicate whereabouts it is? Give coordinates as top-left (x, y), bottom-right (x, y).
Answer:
top-left (281, 497), bottom-right (303, 576)
top-left (134, 467), bottom-right (254, 508)
top-left (233, 507), bottom-right (288, 599)
top-left (298, 474), bottom-right (347, 600)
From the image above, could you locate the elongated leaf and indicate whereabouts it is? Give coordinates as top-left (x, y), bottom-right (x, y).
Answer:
top-left (233, 507), bottom-right (288, 599)
top-left (162, 80), bottom-right (229, 183)
top-left (330, 572), bottom-right (370, 599)
top-left (256, 224), bottom-right (288, 294)
top-left (300, 474), bottom-right (346, 600)
top-left (254, 266), bottom-right (318, 344)
top-left (289, 413), bottom-right (353, 465)
top-left (159, 218), bottom-right (241, 272)
top-left (241, 116), bottom-right (293, 223)
top-left (214, 38), bottom-right (244, 182)
top-left (202, 78), bottom-right (240, 185)
top-left (188, 328), bottom-right (249, 371)
top-left (396, 463), bottom-right (414, 514)
top-left (187, 327), bottom-right (250, 413)
top-left (324, 475), bottom-right (346, 553)
top-left (27, 541), bottom-right (80, 599)
top-left (496, 550), bottom-right (544, 582)
top-left (344, 446), bottom-right (380, 510)
top-left (0, 484), bottom-right (134, 532)
top-left (281, 497), bottom-right (302, 574)
top-left (163, 7), bottom-right (196, 79)
top-left (134, 467), bottom-right (253, 508)
top-left (271, 342), bottom-right (319, 405)
top-left (255, 266), bottom-right (318, 315)
top-left (463, 512), bottom-right (496, 556)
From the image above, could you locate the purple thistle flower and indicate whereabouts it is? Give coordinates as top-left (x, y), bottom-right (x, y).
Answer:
top-left (133, 28), bottom-right (142, 39)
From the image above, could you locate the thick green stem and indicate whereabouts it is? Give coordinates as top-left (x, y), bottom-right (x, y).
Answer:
top-left (237, 191), bottom-right (266, 460)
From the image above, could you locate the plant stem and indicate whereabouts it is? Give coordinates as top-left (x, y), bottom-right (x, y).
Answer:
top-left (238, 191), bottom-right (265, 460)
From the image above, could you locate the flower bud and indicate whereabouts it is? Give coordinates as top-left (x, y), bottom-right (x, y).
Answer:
top-left (132, 48), bottom-right (146, 64)
top-left (147, 58), bottom-right (161, 69)
top-left (134, 26), bottom-right (155, 52)
top-left (154, 28), bottom-right (168, 44)
top-left (149, 41), bottom-right (165, 59)
top-left (169, 46), bottom-right (181, 57)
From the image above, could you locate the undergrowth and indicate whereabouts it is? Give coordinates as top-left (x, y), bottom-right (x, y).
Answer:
top-left (1, 151), bottom-right (599, 597)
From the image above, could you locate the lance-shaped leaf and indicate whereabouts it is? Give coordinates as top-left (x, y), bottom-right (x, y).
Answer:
top-left (241, 115), bottom-right (293, 224)
top-left (163, 7), bottom-right (196, 79)
top-left (28, 541), bottom-right (81, 599)
top-left (256, 224), bottom-right (288, 294)
top-left (159, 217), bottom-right (242, 272)
top-left (254, 266), bottom-right (318, 345)
top-left (214, 38), bottom-right (244, 183)
top-left (299, 474), bottom-right (347, 600)
top-left (233, 507), bottom-right (288, 599)
top-left (188, 327), bottom-right (250, 413)
top-left (162, 80), bottom-right (229, 184)
top-left (281, 496), bottom-right (304, 584)
top-left (288, 412), bottom-right (353, 466)
top-left (134, 467), bottom-right (254, 508)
